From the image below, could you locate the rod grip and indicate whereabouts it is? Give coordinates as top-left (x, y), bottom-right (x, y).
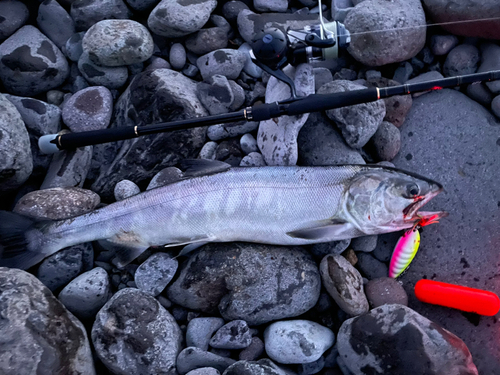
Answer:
top-left (56, 126), bottom-right (138, 151)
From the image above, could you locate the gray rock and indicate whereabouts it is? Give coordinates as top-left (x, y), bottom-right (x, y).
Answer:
top-left (90, 69), bottom-right (207, 200)
top-left (229, 81), bottom-right (245, 110)
top-left (297, 356), bottom-right (325, 375)
top-left (70, 0), bottom-right (131, 32)
top-left (78, 51), bottom-right (128, 89)
top-left (215, 138), bottom-right (242, 165)
top-left (177, 347), bottom-right (236, 374)
top-left (167, 243), bottom-right (321, 325)
top-left (147, 167), bottom-right (184, 190)
top-left (364, 277), bottom-right (408, 308)
top-left (466, 82), bottom-right (494, 107)
top-left (208, 120), bottom-right (259, 141)
top-left (239, 337), bottom-right (265, 361)
top-left (422, 0), bottom-right (500, 39)
top-left (257, 64), bottom-right (315, 166)
top-left (297, 112), bottom-right (365, 166)
top-left (318, 80), bottom-right (385, 148)
top-left (92, 288), bottom-right (182, 374)
top-left (186, 28), bottom-right (229, 56)
top-left (240, 152), bottom-right (266, 167)
top-left (309, 240), bottom-right (351, 260)
top-left (58, 267), bottom-right (110, 320)
top-left (333, 68), bottom-right (357, 81)
top-left (392, 61), bottom-right (413, 84)
top-left (314, 67), bottom-right (333, 92)
top-left (135, 252), bottom-right (178, 296)
top-left (0, 95), bottom-right (32, 192)
top-left (443, 44), bottom-right (480, 77)
top-left (0, 26), bottom-right (69, 96)
top-left (364, 70), bottom-right (381, 80)
top-left (337, 304), bottom-right (478, 375)
top-left (183, 63), bottom-right (200, 78)
top-left (356, 252), bottom-right (388, 280)
top-left (198, 75), bottom-right (235, 115)
top-left (125, 0), bottom-right (159, 12)
top-left (320, 254), bottom-right (369, 316)
top-left (0, 268), bottom-right (95, 375)
top-left (0, 0), bottom-right (29, 41)
top-left (65, 32), bottom-right (85, 62)
top-left (223, 1), bottom-right (250, 22)
top-left (37, 0), bottom-right (75, 51)
top-left (170, 43), bottom-right (187, 70)
top-left (62, 86), bottom-right (113, 132)
top-left (223, 361), bottom-right (284, 375)
top-left (13, 187), bottom-right (100, 219)
top-left (114, 179), bottom-right (141, 200)
top-left (47, 89), bottom-right (65, 105)
top-left (37, 243), bottom-right (93, 291)
top-left (240, 133), bottom-right (259, 154)
top-left (492, 95), bottom-right (500, 119)
top-left (430, 34), bottom-right (459, 56)
top-left (147, 56), bottom-right (171, 71)
top-left (331, 0), bottom-right (353, 21)
top-left (254, 0), bottom-right (288, 12)
top-left (41, 145), bottom-right (93, 189)
top-left (197, 49), bottom-right (247, 81)
top-left (367, 121), bottom-right (401, 161)
top-left (245, 81), bottom-right (266, 105)
top-left (199, 141), bottom-right (218, 160)
top-left (350, 235), bottom-right (377, 252)
top-left (82, 20), bottom-right (153, 67)
top-left (210, 320), bottom-right (252, 350)
top-left (187, 317), bottom-right (225, 351)
top-left (238, 43), bottom-right (262, 78)
top-left (372, 232), bottom-right (398, 262)
top-left (264, 320), bottom-right (335, 364)
top-left (148, 0), bottom-right (217, 38)
top-left (477, 43), bottom-right (500, 94)
top-left (187, 368), bottom-right (221, 375)
top-left (345, 0), bottom-right (426, 66)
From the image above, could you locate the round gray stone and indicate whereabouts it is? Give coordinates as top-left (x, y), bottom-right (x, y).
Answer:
top-left (114, 179), bottom-right (141, 201)
top-left (210, 320), bottom-right (252, 350)
top-left (199, 141), bottom-right (218, 160)
top-left (187, 317), bottom-right (225, 351)
top-left (186, 368), bottom-right (221, 375)
top-left (177, 347), bottom-right (236, 374)
top-left (238, 43), bottom-right (262, 78)
top-left (364, 277), bottom-right (408, 308)
top-left (240, 133), bottom-right (259, 155)
top-left (147, 56), bottom-right (171, 71)
top-left (477, 42), bottom-right (500, 94)
top-left (0, 25), bottom-right (69, 96)
top-left (186, 27), bottom-right (229, 56)
top-left (254, 0), bottom-right (288, 12)
top-left (135, 252), bottom-right (178, 296)
top-left (198, 75), bottom-right (235, 115)
top-left (208, 120), bottom-right (259, 141)
top-left (443, 44), bottom-right (480, 77)
top-left (62, 86), bottom-right (113, 132)
top-left (0, 93), bottom-right (33, 193)
top-left (466, 82), bottom-right (493, 107)
top-left (92, 288), bottom-right (182, 375)
top-left (368, 121), bottom-right (401, 161)
top-left (350, 235), bottom-right (378, 253)
top-left (170, 43), bottom-right (187, 70)
top-left (70, 0), bottom-right (131, 32)
top-left (239, 337), bottom-right (265, 361)
top-left (430, 34), bottom-right (459, 56)
top-left (223, 361), bottom-right (283, 375)
top-left (37, 0), bottom-right (75, 50)
top-left (58, 267), bottom-right (110, 320)
top-left (356, 252), bottom-right (388, 280)
top-left (197, 49), bottom-right (247, 81)
top-left (492, 95), bottom-right (500, 118)
top-left (0, 0), bottom-right (29, 41)
top-left (147, 166), bottom-right (184, 190)
top-left (78, 51), bottom-right (128, 89)
top-left (222, 1), bottom-right (249, 22)
top-left (125, 0), bottom-right (159, 11)
top-left (240, 152), bottom-right (266, 167)
top-left (309, 240), bottom-right (351, 261)
top-left (83, 20), bottom-right (154, 67)
top-left (264, 320), bottom-right (335, 364)
top-left (148, 0), bottom-right (217, 38)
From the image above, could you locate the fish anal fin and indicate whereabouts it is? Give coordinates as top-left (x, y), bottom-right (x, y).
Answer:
top-left (179, 159), bottom-right (231, 178)
top-left (286, 218), bottom-right (354, 240)
top-left (105, 231), bottom-right (151, 269)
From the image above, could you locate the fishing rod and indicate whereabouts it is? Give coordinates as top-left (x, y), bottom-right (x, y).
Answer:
top-left (38, 5), bottom-right (500, 154)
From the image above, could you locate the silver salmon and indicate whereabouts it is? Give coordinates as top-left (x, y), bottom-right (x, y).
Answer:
top-left (0, 161), bottom-right (446, 269)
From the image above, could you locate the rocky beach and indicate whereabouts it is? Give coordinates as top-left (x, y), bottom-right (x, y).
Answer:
top-left (0, 0), bottom-right (499, 374)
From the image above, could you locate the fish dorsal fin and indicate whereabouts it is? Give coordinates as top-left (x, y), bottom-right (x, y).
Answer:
top-left (286, 218), bottom-right (356, 240)
top-left (179, 159), bottom-right (231, 178)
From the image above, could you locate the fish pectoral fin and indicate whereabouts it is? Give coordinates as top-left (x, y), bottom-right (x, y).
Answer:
top-left (104, 231), bottom-right (151, 269)
top-left (163, 236), bottom-right (213, 249)
top-left (176, 241), bottom-right (209, 258)
top-left (179, 159), bottom-right (231, 178)
top-left (286, 219), bottom-right (354, 240)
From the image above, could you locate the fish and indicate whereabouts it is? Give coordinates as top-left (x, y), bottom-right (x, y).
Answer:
top-left (0, 160), bottom-right (447, 270)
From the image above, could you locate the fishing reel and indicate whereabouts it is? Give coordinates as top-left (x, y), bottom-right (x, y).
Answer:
top-left (249, 20), bottom-right (351, 98)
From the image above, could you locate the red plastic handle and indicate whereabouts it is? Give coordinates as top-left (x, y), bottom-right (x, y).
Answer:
top-left (415, 279), bottom-right (500, 316)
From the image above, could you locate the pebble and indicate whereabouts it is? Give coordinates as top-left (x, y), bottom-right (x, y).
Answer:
top-left (92, 288), bottom-right (182, 375)
top-left (210, 320), bottom-right (252, 349)
top-left (125, 0), bottom-right (159, 11)
top-left (240, 133), bottom-right (259, 154)
top-left (365, 70), bottom-right (381, 80)
top-left (147, 167), bottom-right (184, 190)
top-left (443, 44), bottom-right (480, 77)
top-left (314, 67), bottom-right (333, 92)
top-left (82, 20), bottom-right (153, 67)
top-left (392, 62), bottom-right (413, 84)
top-left (70, 0), bottom-right (131, 32)
top-left (58, 267), bottom-right (110, 320)
top-left (78, 51), bottom-right (128, 89)
top-left (364, 277), bottom-right (408, 308)
top-left (197, 49), bottom-right (247, 81)
top-left (264, 320), bottom-right (335, 364)
top-left (491, 95), bottom-right (500, 118)
top-left (240, 152), bottom-right (266, 167)
top-left (177, 347), bottom-right (236, 374)
top-left (310, 240), bottom-right (351, 261)
top-left (135, 252), bottom-right (178, 296)
top-left (170, 43), bottom-right (187, 70)
top-left (318, 80), bottom-right (385, 149)
top-left (183, 63), bottom-right (200, 78)
top-left (239, 337), bottom-right (265, 361)
top-left (238, 43), bottom-right (263, 78)
top-left (477, 42), bottom-right (500, 94)
top-left (208, 120), bottom-right (259, 141)
top-left (199, 141), bottom-right (218, 160)
top-left (224, 361), bottom-right (283, 375)
top-left (47, 90), bottom-right (65, 106)
top-left (254, 0), bottom-right (288, 12)
top-left (215, 138), bottom-right (243, 165)
top-left (466, 82), bottom-right (494, 107)
top-left (148, 0), bottom-right (217, 38)
top-left (356, 252), bottom-right (389, 280)
top-left (65, 32), bottom-right (85, 62)
top-left (222, 1), bottom-right (249, 22)
top-left (187, 317), bottom-right (225, 351)
top-left (186, 27), bottom-right (229, 56)
top-left (430, 34), bottom-right (459, 56)
top-left (320, 254), bottom-right (369, 316)
top-left (186, 368), bottom-right (221, 375)
top-left (350, 235), bottom-right (378, 253)
top-left (229, 80), bottom-right (245, 110)
top-left (0, 0), bottom-right (29, 41)
top-left (333, 68), bottom-right (357, 81)
top-left (342, 249), bottom-right (358, 267)
top-left (37, 0), bottom-right (75, 51)
top-left (368, 121), bottom-right (401, 161)
top-left (0, 25), bottom-right (69, 96)
top-left (114, 179), bottom-right (141, 201)
top-left (147, 56), bottom-right (171, 71)
top-left (297, 356), bottom-right (325, 375)
top-left (198, 75), bottom-right (235, 115)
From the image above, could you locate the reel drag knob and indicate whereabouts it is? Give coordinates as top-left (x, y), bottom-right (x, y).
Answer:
top-left (250, 28), bottom-right (289, 70)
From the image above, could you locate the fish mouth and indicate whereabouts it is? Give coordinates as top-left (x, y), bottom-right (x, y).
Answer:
top-left (403, 185), bottom-right (448, 224)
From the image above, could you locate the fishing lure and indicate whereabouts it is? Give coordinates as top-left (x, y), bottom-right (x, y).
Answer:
top-left (389, 227), bottom-right (420, 278)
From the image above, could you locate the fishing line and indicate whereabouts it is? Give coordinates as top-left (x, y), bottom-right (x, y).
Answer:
top-left (347, 16), bottom-right (500, 37)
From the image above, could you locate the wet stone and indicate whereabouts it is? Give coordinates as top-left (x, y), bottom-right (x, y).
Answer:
top-left (70, 0), bottom-right (131, 32)
top-left (238, 42), bottom-right (262, 78)
top-left (356, 252), bottom-right (389, 280)
top-left (443, 44), bottom-right (480, 77)
top-left (491, 95), bottom-right (500, 119)
top-left (65, 32), bottom-right (85, 62)
top-left (186, 368), bottom-right (221, 375)
top-left (197, 49), bottom-right (247, 81)
top-left (0, 0), bottom-right (29, 41)
top-left (114, 179), bottom-right (141, 201)
top-left (477, 42), bottom-right (500, 94)
top-left (222, 1), bottom-right (249, 22)
top-left (135, 252), bottom-right (178, 296)
top-left (240, 133), bottom-right (259, 154)
top-left (367, 121), bottom-right (401, 162)
top-left (223, 361), bottom-right (283, 375)
top-left (430, 34), bottom-right (459, 56)
top-left (254, 0), bottom-right (288, 12)
top-left (37, 0), bottom-right (75, 50)
top-left (58, 267), bottom-right (110, 320)
top-left (240, 152), bottom-right (266, 167)
top-left (78, 51), bottom-right (128, 89)
top-left (264, 320), bottom-right (335, 364)
top-left (170, 43), bottom-right (187, 70)
top-left (364, 277), bottom-right (408, 308)
top-left (309, 240), bottom-right (351, 261)
top-left (297, 356), bottom-right (325, 375)
top-left (83, 20), bottom-right (154, 67)
top-left (0, 25), bottom-right (69, 96)
top-left (186, 27), bottom-right (229, 56)
top-left (41, 145), bottom-right (93, 189)
top-left (199, 141), bottom-right (218, 160)
top-left (147, 166), bottom-right (184, 190)
top-left (208, 120), bottom-right (259, 141)
top-left (198, 75), bottom-right (235, 115)
top-left (466, 82), bottom-right (494, 107)
top-left (239, 337), bottom-right (265, 361)
top-left (210, 320), bottom-right (252, 350)
top-left (350, 235), bottom-right (378, 253)
top-left (124, 0), bottom-right (159, 12)
top-left (187, 317), bottom-right (225, 351)
top-left (177, 347), bottom-right (236, 375)
top-left (314, 67), bottom-right (333, 92)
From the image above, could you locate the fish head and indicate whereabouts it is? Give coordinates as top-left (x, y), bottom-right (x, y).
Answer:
top-left (344, 167), bottom-right (447, 234)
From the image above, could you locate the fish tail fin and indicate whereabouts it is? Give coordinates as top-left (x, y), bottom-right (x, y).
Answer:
top-left (0, 211), bottom-right (51, 270)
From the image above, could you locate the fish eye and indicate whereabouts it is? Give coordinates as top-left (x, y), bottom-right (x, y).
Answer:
top-left (405, 183), bottom-right (420, 198)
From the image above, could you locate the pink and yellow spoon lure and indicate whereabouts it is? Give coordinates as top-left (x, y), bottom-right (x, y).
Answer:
top-left (389, 214), bottom-right (442, 278)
